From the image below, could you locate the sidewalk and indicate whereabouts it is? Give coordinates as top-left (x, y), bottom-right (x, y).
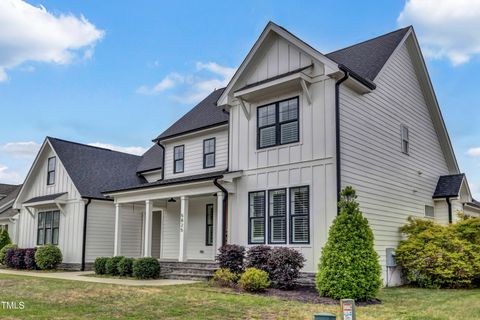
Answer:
top-left (0, 269), bottom-right (198, 286)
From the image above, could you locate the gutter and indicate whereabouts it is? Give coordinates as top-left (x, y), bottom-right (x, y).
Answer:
top-left (81, 198), bottom-right (92, 271)
top-left (446, 197), bottom-right (452, 224)
top-left (335, 69), bottom-right (350, 213)
top-left (213, 178), bottom-right (228, 247)
top-left (156, 141), bottom-right (166, 180)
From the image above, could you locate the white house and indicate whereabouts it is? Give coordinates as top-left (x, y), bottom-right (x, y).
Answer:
top-left (0, 184), bottom-right (21, 242)
top-left (10, 22), bottom-right (480, 284)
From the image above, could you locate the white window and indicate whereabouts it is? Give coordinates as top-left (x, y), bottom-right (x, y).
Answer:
top-left (425, 205), bottom-right (435, 218)
top-left (401, 125), bottom-right (409, 154)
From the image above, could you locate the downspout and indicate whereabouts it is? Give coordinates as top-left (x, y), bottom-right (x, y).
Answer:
top-left (81, 198), bottom-right (92, 271)
top-left (335, 66), bottom-right (350, 214)
top-left (446, 197), bottom-right (452, 224)
top-left (214, 178), bottom-right (228, 246)
top-left (156, 141), bottom-right (166, 180)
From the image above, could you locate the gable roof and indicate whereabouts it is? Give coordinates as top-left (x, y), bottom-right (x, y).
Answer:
top-left (433, 174), bottom-right (465, 198)
top-left (47, 137), bottom-right (146, 200)
top-left (137, 143), bottom-right (164, 173)
top-left (326, 27), bottom-right (410, 82)
top-left (0, 185), bottom-right (21, 218)
top-left (154, 88), bottom-right (229, 142)
top-left (0, 183), bottom-right (18, 197)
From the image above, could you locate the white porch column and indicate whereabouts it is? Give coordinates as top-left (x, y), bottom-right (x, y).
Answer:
top-left (144, 200), bottom-right (153, 257)
top-left (216, 191), bottom-right (224, 253)
top-left (178, 196), bottom-right (189, 262)
top-left (114, 203), bottom-right (122, 256)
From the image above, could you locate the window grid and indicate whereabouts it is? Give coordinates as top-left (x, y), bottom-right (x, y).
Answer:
top-left (248, 191), bottom-right (266, 244)
top-left (203, 138), bottom-right (216, 169)
top-left (47, 157), bottom-right (56, 185)
top-left (173, 145), bottom-right (185, 173)
top-left (206, 204), bottom-right (214, 246)
top-left (268, 189), bottom-right (287, 244)
top-left (289, 186), bottom-right (310, 244)
top-left (37, 210), bottom-right (60, 245)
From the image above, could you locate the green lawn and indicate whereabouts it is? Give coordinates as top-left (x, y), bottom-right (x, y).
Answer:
top-left (0, 274), bottom-right (479, 319)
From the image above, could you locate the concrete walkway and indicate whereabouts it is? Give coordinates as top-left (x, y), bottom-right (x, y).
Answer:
top-left (0, 269), bottom-right (198, 286)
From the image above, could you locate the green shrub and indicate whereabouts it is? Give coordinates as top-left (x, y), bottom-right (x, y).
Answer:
top-left (35, 245), bottom-right (62, 270)
top-left (0, 229), bottom-right (11, 251)
top-left (0, 244), bottom-right (16, 265)
top-left (94, 257), bottom-right (109, 275)
top-left (454, 214), bottom-right (480, 245)
top-left (238, 268), bottom-right (270, 292)
top-left (132, 257), bottom-right (160, 279)
top-left (212, 268), bottom-right (239, 287)
top-left (105, 256), bottom-right (124, 276)
top-left (396, 217), bottom-right (480, 288)
top-left (117, 257), bottom-right (134, 277)
top-left (316, 186), bottom-right (381, 300)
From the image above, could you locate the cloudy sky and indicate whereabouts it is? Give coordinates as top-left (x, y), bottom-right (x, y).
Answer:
top-left (1, 0), bottom-right (480, 197)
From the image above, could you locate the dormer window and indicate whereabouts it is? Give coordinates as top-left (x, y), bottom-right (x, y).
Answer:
top-left (257, 97), bottom-right (299, 149)
top-left (47, 157), bottom-right (56, 185)
top-left (203, 138), bottom-right (216, 168)
top-left (174, 145), bottom-right (184, 173)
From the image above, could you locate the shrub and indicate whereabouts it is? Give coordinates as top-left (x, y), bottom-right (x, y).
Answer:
top-left (217, 244), bottom-right (245, 274)
top-left (94, 257), bottom-right (110, 275)
top-left (0, 244), bottom-right (16, 265)
top-left (132, 257), bottom-right (160, 279)
top-left (24, 248), bottom-right (37, 270)
top-left (238, 268), bottom-right (270, 292)
top-left (117, 257), bottom-right (135, 277)
top-left (35, 245), bottom-right (63, 270)
top-left (316, 186), bottom-right (381, 300)
top-left (4, 248), bottom-right (16, 268)
top-left (454, 214), bottom-right (480, 245)
top-left (105, 256), bottom-right (124, 276)
top-left (9, 248), bottom-right (26, 269)
top-left (212, 268), bottom-right (239, 287)
top-left (396, 217), bottom-right (480, 288)
top-left (267, 247), bottom-right (305, 289)
top-left (0, 228), bottom-right (11, 251)
top-left (245, 245), bottom-right (271, 273)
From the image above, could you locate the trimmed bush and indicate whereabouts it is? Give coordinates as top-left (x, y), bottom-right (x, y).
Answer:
top-left (267, 247), bottom-right (305, 289)
top-left (245, 245), bottom-right (271, 273)
top-left (24, 248), bottom-right (37, 270)
top-left (217, 244), bottom-right (245, 274)
top-left (212, 268), bottom-right (239, 287)
top-left (4, 247), bottom-right (16, 268)
top-left (94, 257), bottom-right (110, 275)
top-left (35, 245), bottom-right (63, 270)
top-left (316, 186), bottom-right (381, 300)
top-left (9, 248), bottom-right (26, 269)
top-left (132, 257), bottom-right (160, 279)
top-left (0, 244), bottom-right (16, 265)
top-left (0, 228), bottom-right (11, 251)
top-left (117, 257), bottom-right (134, 277)
top-left (105, 256), bottom-right (124, 276)
top-left (396, 217), bottom-right (480, 288)
top-left (238, 268), bottom-right (270, 292)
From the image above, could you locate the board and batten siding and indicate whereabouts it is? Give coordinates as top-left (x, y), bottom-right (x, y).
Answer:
top-left (339, 41), bottom-right (450, 284)
top-left (162, 128), bottom-right (228, 180)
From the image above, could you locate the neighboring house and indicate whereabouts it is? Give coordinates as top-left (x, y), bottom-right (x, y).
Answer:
top-left (10, 22), bottom-right (480, 284)
top-left (0, 184), bottom-right (21, 241)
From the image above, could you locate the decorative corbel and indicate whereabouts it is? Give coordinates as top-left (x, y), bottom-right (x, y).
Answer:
top-left (239, 98), bottom-right (250, 120)
top-left (300, 78), bottom-right (312, 105)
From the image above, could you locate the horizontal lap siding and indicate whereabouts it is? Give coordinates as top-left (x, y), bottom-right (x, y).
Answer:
top-left (85, 201), bottom-right (115, 262)
top-left (121, 204), bottom-right (144, 258)
top-left (340, 42), bottom-right (450, 283)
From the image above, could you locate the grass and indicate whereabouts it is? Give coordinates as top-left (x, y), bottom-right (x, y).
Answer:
top-left (0, 274), bottom-right (479, 319)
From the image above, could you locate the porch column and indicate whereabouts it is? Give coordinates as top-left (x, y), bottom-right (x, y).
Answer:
top-left (178, 196), bottom-right (189, 262)
top-left (144, 200), bottom-right (153, 257)
top-left (114, 203), bottom-right (122, 256)
top-left (216, 191), bottom-right (224, 253)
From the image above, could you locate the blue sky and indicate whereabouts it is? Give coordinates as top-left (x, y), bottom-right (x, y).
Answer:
top-left (1, 0), bottom-right (480, 196)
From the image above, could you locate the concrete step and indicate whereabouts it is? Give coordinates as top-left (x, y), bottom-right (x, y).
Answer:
top-left (163, 272), bottom-right (212, 281)
top-left (162, 267), bottom-right (217, 276)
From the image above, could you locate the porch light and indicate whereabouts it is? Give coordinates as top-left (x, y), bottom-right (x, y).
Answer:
top-left (167, 198), bottom-right (177, 203)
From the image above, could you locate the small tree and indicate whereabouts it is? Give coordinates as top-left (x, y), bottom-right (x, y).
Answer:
top-left (316, 186), bottom-right (381, 300)
top-left (0, 229), bottom-right (11, 251)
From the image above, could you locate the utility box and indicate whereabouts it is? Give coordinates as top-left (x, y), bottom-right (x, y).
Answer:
top-left (386, 248), bottom-right (396, 267)
top-left (313, 313), bottom-right (336, 320)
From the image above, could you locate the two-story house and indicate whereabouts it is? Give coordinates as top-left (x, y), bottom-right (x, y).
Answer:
top-left (0, 183), bottom-right (21, 241)
top-left (11, 22), bottom-right (480, 284)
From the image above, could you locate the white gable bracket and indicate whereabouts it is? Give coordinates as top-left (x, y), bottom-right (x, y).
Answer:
top-left (55, 201), bottom-right (66, 216)
top-left (239, 98), bottom-right (250, 120)
top-left (300, 78), bottom-right (312, 105)
top-left (26, 206), bottom-right (35, 217)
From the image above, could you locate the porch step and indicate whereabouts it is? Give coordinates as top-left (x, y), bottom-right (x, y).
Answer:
top-left (159, 261), bottom-right (218, 281)
top-left (163, 272), bottom-right (213, 281)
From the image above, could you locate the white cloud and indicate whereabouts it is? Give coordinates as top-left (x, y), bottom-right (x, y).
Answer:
top-left (0, 141), bottom-right (41, 158)
top-left (137, 61), bottom-right (236, 104)
top-left (0, 0), bottom-right (104, 81)
top-left (467, 147), bottom-right (480, 157)
top-left (0, 164), bottom-right (22, 184)
top-left (88, 143), bottom-right (147, 156)
top-left (398, 0), bottom-right (480, 65)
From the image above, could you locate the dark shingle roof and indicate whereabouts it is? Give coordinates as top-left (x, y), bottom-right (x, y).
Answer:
top-left (326, 27), bottom-right (410, 82)
top-left (137, 144), bottom-right (164, 173)
top-left (105, 170), bottom-right (227, 194)
top-left (433, 174), bottom-right (465, 198)
top-left (154, 88), bottom-right (229, 141)
top-left (0, 183), bottom-right (18, 197)
top-left (0, 185), bottom-right (21, 217)
top-left (48, 137), bottom-right (146, 200)
top-left (23, 192), bottom-right (67, 204)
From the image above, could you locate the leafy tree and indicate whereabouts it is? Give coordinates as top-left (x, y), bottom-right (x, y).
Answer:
top-left (316, 186), bottom-right (381, 300)
top-left (0, 228), bottom-right (11, 251)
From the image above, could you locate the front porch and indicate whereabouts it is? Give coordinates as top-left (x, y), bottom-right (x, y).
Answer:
top-left (112, 183), bottom-right (226, 264)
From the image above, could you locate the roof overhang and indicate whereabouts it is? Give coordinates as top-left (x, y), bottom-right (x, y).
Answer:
top-left (22, 193), bottom-right (68, 216)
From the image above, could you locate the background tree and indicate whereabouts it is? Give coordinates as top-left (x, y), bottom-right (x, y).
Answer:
top-left (0, 229), bottom-right (11, 251)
